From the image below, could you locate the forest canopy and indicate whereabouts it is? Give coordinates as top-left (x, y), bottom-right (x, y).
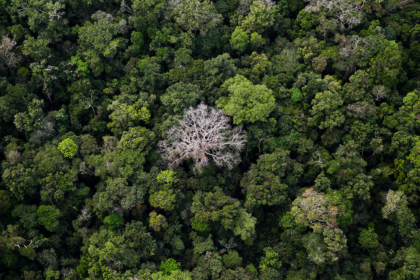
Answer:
top-left (1, 0), bottom-right (420, 279)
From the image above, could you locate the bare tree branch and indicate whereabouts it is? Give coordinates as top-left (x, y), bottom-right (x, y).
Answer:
top-left (158, 104), bottom-right (247, 173)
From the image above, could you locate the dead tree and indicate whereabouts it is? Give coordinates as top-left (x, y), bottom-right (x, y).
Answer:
top-left (158, 103), bottom-right (247, 172)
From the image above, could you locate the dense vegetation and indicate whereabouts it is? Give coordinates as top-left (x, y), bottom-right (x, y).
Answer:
top-left (1, 0), bottom-right (420, 279)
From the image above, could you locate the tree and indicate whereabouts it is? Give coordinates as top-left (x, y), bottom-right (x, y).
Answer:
top-left (32, 143), bottom-right (80, 204)
top-left (0, 36), bottom-right (20, 69)
top-left (272, 48), bottom-right (302, 74)
top-left (37, 205), bottom-right (60, 232)
top-left (223, 251), bottom-right (242, 269)
top-left (13, 99), bottom-right (45, 136)
top-left (80, 134), bottom-right (99, 157)
top-left (81, 221), bottom-right (156, 275)
top-left (107, 94), bottom-right (151, 136)
top-left (0, 190), bottom-right (12, 213)
top-left (203, 53), bottom-right (237, 80)
top-left (22, 35), bottom-right (51, 62)
top-left (104, 213), bottom-right (124, 230)
top-left (2, 164), bottom-right (38, 201)
top-left (11, 204), bottom-right (38, 229)
top-left (161, 82), bottom-right (202, 115)
top-left (9, 0), bottom-right (66, 33)
top-left (174, 48), bottom-right (193, 68)
top-left (172, 0), bottom-right (223, 36)
top-left (157, 170), bottom-right (178, 187)
top-left (382, 190), bottom-right (415, 237)
top-left (93, 178), bottom-right (146, 212)
top-left (291, 188), bottom-right (352, 233)
top-left (326, 140), bottom-right (367, 183)
top-left (158, 103), bottom-right (247, 172)
top-left (382, 190), bottom-right (408, 218)
top-left (149, 189), bottom-right (177, 211)
top-left (250, 52), bottom-right (271, 76)
top-left (250, 32), bottom-right (266, 50)
top-left (218, 75), bottom-right (276, 125)
top-left (220, 268), bottom-right (252, 280)
top-left (117, 126), bottom-right (156, 152)
top-left (290, 88), bottom-right (303, 103)
top-left (190, 187), bottom-right (256, 241)
top-left (307, 78), bottom-right (345, 130)
top-left (390, 246), bottom-right (420, 280)
top-left (304, 0), bottom-right (366, 30)
top-left (241, 148), bottom-right (292, 209)
top-left (341, 173), bottom-right (374, 200)
top-left (259, 247), bottom-right (282, 279)
top-left (230, 27), bottom-right (249, 53)
top-left (371, 85), bottom-right (389, 102)
top-left (301, 228), bottom-right (347, 266)
top-left (323, 227), bottom-right (347, 260)
top-left (58, 138), bottom-right (78, 158)
top-left (78, 11), bottom-right (123, 76)
top-left (159, 258), bottom-right (181, 275)
top-left (0, 83), bottom-right (36, 123)
top-left (149, 211), bottom-right (168, 231)
top-left (369, 40), bottom-right (402, 88)
top-left (232, 211), bottom-right (257, 241)
top-left (241, 1), bottom-right (276, 33)
top-left (358, 229), bottom-right (379, 249)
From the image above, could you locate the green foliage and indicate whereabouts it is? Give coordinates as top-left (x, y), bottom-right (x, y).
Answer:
top-left (259, 247), bottom-right (282, 279)
top-left (218, 75), bottom-right (276, 125)
top-left (223, 251), bottom-right (242, 269)
top-left (280, 212), bottom-right (306, 232)
top-left (241, 1), bottom-right (275, 33)
top-left (37, 205), bottom-right (60, 232)
top-left (241, 149), bottom-right (292, 209)
top-left (161, 83), bottom-right (201, 115)
top-left (290, 88), bottom-right (303, 103)
top-left (159, 258), bottom-right (181, 275)
top-left (2, 1), bottom-right (420, 278)
top-left (55, 108), bottom-right (69, 127)
top-left (157, 170), bottom-right (178, 187)
top-left (78, 11), bottom-right (123, 75)
top-left (104, 213), bottom-right (124, 230)
top-left (58, 138), bottom-right (78, 158)
top-left (0, 190), bottom-right (12, 213)
top-left (307, 77), bottom-right (344, 129)
top-left (230, 27), bottom-right (249, 53)
top-left (359, 229), bottom-right (379, 249)
top-left (70, 56), bottom-right (90, 77)
top-left (149, 189), bottom-right (177, 211)
top-left (2, 164), bottom-right (38, 200)
top-left (149, 211), bottom-right (168, 232)
top-left (191, 187), bottom-right (256, 240)
top-left (117, 126), bottom-right (155, 152)
top-left (250, 33), bottom-right (266, 50)
top-left (107, 94), bottom-right (151, 136)
top-left (190, 216), bottom-right (211, 232)
top-left (250, 52), bottom-right (271, 76)
top-left (82, 221), bottom-right (156, 273)
top-left (172, 0), bottom-right (223, 36)
top-left (292, 188), bottom-right (353, 232)
top-left (369, 40), bottom-right (401, 88)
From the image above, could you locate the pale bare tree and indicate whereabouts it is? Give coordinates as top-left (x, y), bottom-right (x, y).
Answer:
top-left (0, 36), bottom-right (21, 69)
top-left (382, 190), bottom-right (406, 218)
top-left (158, 103), bottom-right (247, 172)
top-left (120, 0), bottom-right (139, 14)
top-left (371, 85), bottom-right (389, 102)
top-left (337, 35), bottom-right (360, 58)
top-left (304, 0), bottom-right (365, 30)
